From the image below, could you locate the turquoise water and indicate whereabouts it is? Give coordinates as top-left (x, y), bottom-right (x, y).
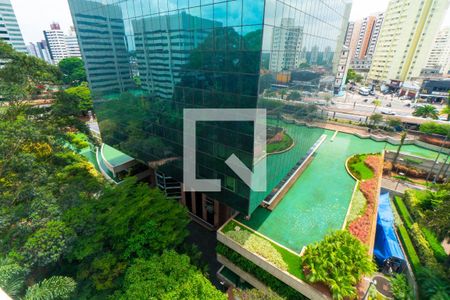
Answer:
top-left (239, 122), bottom-right (442, 253)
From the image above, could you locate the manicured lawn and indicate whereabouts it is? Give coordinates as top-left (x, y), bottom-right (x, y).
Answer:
top-left (221, 220), bottom-right (304, 280)
top-left (348, 155), bottom-right (374, 180)
top-left (393, 196), bottom-right (413, 229)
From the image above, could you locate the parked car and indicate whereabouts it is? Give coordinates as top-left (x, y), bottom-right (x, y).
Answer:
top-left (380, 108), bottom-right (396, 115)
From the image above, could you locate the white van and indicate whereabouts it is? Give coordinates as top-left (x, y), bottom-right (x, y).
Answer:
top-left (359, 87), bottom-right (370, 96)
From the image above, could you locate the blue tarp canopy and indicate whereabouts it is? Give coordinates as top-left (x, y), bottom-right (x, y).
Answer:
top-left (374, 192), bottom-right (405, 265)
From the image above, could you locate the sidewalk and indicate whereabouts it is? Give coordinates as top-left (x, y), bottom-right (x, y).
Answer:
top-left (381, 177), bottom-right (426, 194)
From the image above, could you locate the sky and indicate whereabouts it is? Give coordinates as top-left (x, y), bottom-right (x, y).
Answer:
top-left (10, 0), bottom-right (450, 44)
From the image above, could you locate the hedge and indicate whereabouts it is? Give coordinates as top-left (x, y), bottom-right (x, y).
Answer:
top-left (420, 227), bottom-right (447, 263)
top-left (410, 224), bottom-right (444, 275)
top-left (419, 122), bottom-right (450, 137)
top-left (216, 243), bottom-right (306, 300)
top-left (397, 225), bottom-right (420, 273)
top-left (393, 196), bottom-right (414, 229)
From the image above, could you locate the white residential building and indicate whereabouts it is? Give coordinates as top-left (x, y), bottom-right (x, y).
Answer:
top-left (44, 22), bottom-right (81, 64)
top-left (269, 18), bottom-right (304, 72)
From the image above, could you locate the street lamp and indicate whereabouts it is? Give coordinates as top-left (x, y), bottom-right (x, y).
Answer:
top-left (362, 279), bottom-right (377, 300)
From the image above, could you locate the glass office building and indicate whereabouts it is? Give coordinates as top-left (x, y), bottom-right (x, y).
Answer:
top-left (69, 0), bottom-right (351, 224)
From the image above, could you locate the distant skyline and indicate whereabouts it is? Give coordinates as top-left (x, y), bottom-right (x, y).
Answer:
top-left (10, 0), bottom-right (450, 44)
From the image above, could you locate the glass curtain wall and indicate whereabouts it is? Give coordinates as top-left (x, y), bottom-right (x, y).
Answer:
top-left (69, 0), bottom-right (350, 216)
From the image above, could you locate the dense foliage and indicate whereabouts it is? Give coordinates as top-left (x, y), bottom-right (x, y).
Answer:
top-left (65, 82), bottom-right (93, 115)
top-left (216, 243), bottom-right (305, 300)
top-left (0, 41), bottom-right (60, 103)
top-left (58, 57), bottom-right (87, 86)
top-left (419, 122), bottom-right (450, 137)
top-left (118, 251), bottom-right (226, 300)
top-left (390, 274), bottom-right (411, 300)
top-left (302, 230), bottom-right (376, 300)
top-left (395, 189), bottom-right (449, 299)
top-left (0, 41), bottom-right (223, 299)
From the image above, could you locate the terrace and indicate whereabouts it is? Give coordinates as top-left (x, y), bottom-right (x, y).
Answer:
top-left (217, 120), bottom-right (442, 298)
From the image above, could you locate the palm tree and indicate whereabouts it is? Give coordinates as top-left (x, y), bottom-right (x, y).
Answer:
top-left (393, 132), bottom-right (407, 165)
top-left (24, 276), bottom-right (76, 300)
top-left (372, 99), bottom-right (381, 113)
top-left (413, 104), bottom-right (439, 119)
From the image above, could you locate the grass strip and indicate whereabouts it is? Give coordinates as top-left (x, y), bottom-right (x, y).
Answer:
top-left (397, 225), bottom-right (421, 273)
top-left (393, 196), bottom-right (414, 229)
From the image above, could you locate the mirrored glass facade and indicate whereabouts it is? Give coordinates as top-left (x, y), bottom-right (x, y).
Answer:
top-left (69, 0), bottom-right (351, 216)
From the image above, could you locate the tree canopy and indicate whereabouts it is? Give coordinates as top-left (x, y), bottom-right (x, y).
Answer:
top-left (58, 57), bottom-right (87, 86)
top-left (119, 251), bottom-right (226, 300)
top-left (0, 41), bottom-right (223, 299)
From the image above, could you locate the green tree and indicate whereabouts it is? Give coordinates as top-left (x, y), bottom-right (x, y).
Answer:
top-left (67, 178), bottom-right (190, 291)
top-left (302, 230), bottom-right (376, 300)
top-left (287, 91), bottom-right (301, 101)
top-left (23, 221), bottom-right (75, 267)
top-left (0, 258), bottom-right (27, 298)
top-left (65, 82), bottom-right (93, 115)
top-left (24, 276), bottom-right (76, 300)
top-left (370, 113), bottom-right (383, 127)
top-left (387, 117), bottom-right (402, 129)
top-left (0, 40), bottom-right (60, 105)
top-left (346, 69), bottom-right (363, 83)
top-left (58, 57), bottom-right (86, 86)
top-left (413, 104), bottom-right (439, 119)
top-left (119, 251), bottom-right (226, 300)
top-left (372, 99), bottom-right (382, 113)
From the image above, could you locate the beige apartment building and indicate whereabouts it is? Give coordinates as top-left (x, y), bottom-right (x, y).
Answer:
top-left (424, 27), bottom-right (450, 77)
top-left (367, 0), bottom-right (450, 83)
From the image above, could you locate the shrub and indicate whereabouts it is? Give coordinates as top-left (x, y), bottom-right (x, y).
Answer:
top-left (403, 190), bottom-right (424, 220)
top-left (349, 178), bottom-right (378, 244)
top-left (216, 243), bottom-right (305, 300)
top-left (416, 267), bottom-right (450, 299)
top-left (225, 229), bottom-right (288, 270)
top-left (302, 230), bottom-right (376, 300)
top-left (420, 227), bottom-right (447, 263)
top-left (391, 274), bottom-right (411, 300)
top-left (347, 188), bottom-right (367, 225)
top-left (397, 225), bottom-right (420, 273)
top-left (410, 224), bottom-right (443, 274)
top-left (419, 122), bottom-right (450, 137)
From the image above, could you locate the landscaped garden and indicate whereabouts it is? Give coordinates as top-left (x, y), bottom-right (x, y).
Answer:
top-left (267, 126), bottom-right (294, 154)
top-left (221, 220), bottom-right (303, 280)
top-left (302, 230), bottom-right (376, 300)
top-left (347, 154), bottom-right (383, 245)
top-left (392, 186), bottom-right (450, 299)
